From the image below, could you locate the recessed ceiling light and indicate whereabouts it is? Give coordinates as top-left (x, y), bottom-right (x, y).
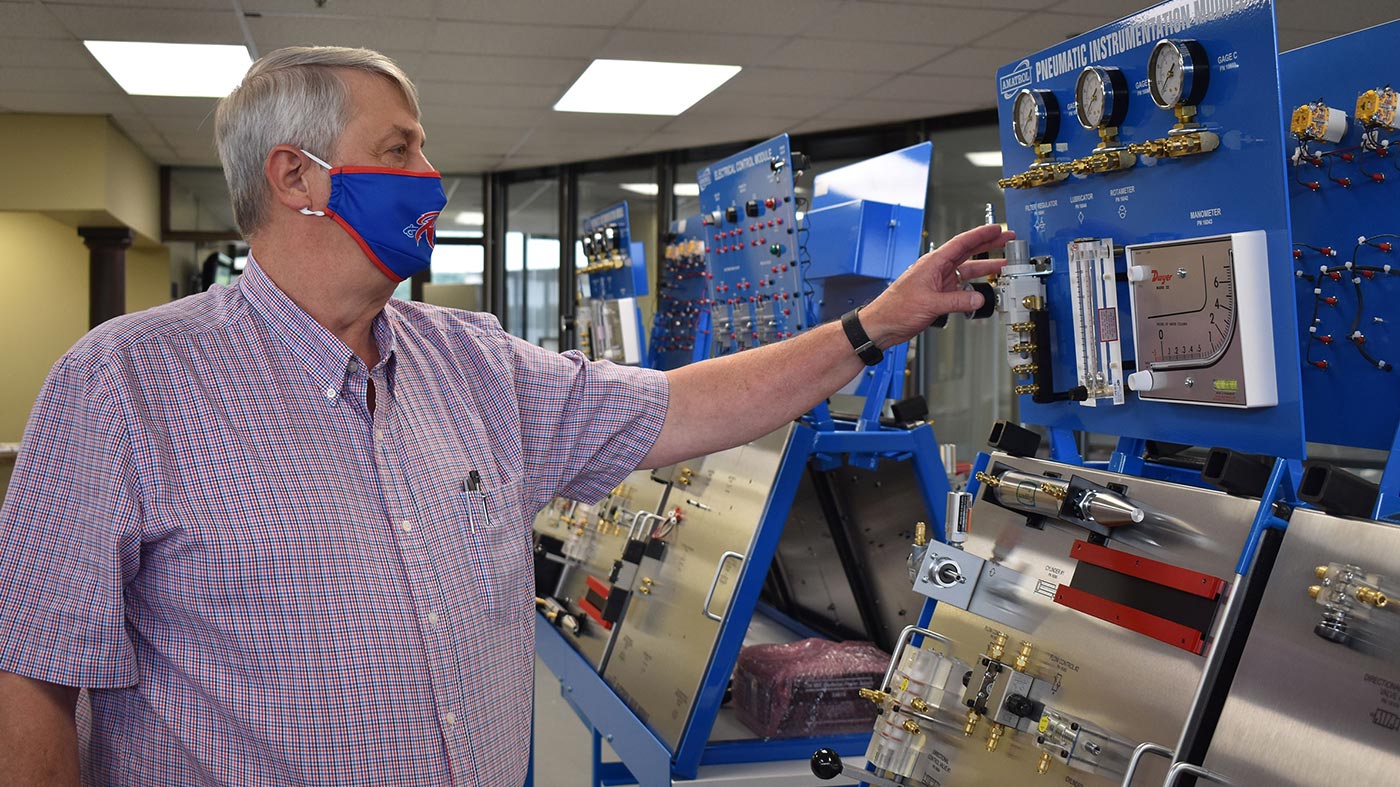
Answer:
top-left (555, 59), bottom-right (741, 116)
top-left (964, 151), bottom-right (1004, 168)
top-left (620, 183), bottom-right (702, 197)
top-left (453, 210), bottom-right (485, 226)
top-left (84, 41), bottom-right (252, 98)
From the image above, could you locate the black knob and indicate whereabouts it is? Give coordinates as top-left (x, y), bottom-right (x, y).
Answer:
top-left (810, 748), bottom-right (844, 779)
top-left (967, 282), bottom-right (997, 319)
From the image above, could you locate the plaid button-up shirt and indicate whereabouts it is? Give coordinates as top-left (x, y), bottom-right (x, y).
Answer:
top-left (0, 258), bottom-right (667, 785)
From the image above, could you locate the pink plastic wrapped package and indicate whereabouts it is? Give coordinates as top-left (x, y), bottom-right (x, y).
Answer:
top-left (732, 638), bottom-right (889, 739)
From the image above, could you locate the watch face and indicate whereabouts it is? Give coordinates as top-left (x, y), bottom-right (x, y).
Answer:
top-left (1012, 89), bottom-right (1059, 147)
top-left (1149, 39), bottom-right (1208, 109)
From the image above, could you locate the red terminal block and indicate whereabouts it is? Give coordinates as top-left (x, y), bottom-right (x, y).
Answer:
top-left (1305, 181), bottom-right (1321, 191)
top-left (1371, 173), bottom-right (1387, 183)
top-left (1312, 360), bottom-right (1330, 370)
top-left (1329, 272), bottom-right (1342, 281)
top-left (1318, 335), bottom-right (1334, 345)
top-left (1333, 177), bottom-right (1352, 187)
top-left (1378, 242), bottom-right (1393, 253)
top-left (1325, 296), bottom-right (1339, 305)
top-left (1293, 249), bottom-right (1303, 259)
top-left (1321, 247), bottom-right (1335, 256)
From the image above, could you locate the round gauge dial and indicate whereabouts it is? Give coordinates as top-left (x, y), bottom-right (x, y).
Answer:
top-left (1075, 66), bottom-right (1129, 129)
top-left (1148, 39), bottom-right (1209, 110)
top-left (1012, 89), bottom-right (1060, 148)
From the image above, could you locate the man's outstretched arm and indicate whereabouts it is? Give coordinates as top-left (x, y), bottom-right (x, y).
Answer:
top-left (642, 223), bottom-right (1014, 468)
top-left (0, 670), bottom-right (79, 787)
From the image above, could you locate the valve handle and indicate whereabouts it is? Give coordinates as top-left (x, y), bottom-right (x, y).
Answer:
top-left (810, 748), bottom-right (844, 780)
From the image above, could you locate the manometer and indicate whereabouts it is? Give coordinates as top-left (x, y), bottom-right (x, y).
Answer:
top-left (1148, 39), bottom-right (1209, 110)
top-left (1013, 88), bottom-right (1060, 148)
top-left (1075, 66), bottom-right (1129, 129)
top-left (1125, 231), bottom-right (1276, 407)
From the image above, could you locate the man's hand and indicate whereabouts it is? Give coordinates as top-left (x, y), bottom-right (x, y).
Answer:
top-left (859, 223), bottom-right (1015, 349)
top-left (0, 670), bottom-right (80, 786)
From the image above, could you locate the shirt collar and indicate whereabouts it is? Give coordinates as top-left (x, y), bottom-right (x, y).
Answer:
top-left (240, 256), bottom-right (397, 404)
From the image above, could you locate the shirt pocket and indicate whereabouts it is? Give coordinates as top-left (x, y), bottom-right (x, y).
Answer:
top-left (456, 479), bottom-right (530, 623)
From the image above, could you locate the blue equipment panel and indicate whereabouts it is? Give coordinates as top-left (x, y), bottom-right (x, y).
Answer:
top-left (580, 201), bottom-right (648, 300)
top-left (1279, 20), bottom-right (1400, 451)
top-left (696, 134), bottom-right (803, 356)
top-left (996, 0), bottom-right (1306, 459)
top-left (648, 215), bottom-right (712, 370)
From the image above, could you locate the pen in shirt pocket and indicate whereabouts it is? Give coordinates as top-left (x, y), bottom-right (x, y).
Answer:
top-left (464, 470), bottom-right (492, 527)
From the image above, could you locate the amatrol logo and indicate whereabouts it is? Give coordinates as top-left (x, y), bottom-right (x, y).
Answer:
top-left (999, 60), bottom-right (1032, 100)
top-left (697, 168), bottom-right (712, 191)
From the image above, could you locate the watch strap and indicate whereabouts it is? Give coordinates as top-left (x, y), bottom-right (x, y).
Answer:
top-left (841, 308), bottom-right (884, 366)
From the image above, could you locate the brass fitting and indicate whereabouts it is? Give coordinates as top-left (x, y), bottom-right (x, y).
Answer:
top-left (1012, 363), bottom-right (1039, 375)
top-left (1356, 587), bottom-right (1389, 608)
top-left (1011, 341), bottom-right (1038, 353)
top-left (1315, 565), bottom-right (1331, 580)
top-left (1040, 483), bottom-right (1068, 501)
top-left (986, 723), bottom-right (1005, 752)
top-left (910, 697), bottom-right (931, 713)
top-left (1037, 751), bottom-right (1053, 775)
top-left (975, 471), bottom-right (1001, 489)
top-left (902, 720), bottom-right (922, 734)
top-left (1308, 585), bottom-right (1322, 600)
top-left (997, 162), bottom-right (1068, 190)
top-left (1014, 384), bottom-right (1041, 395)
top-left (1011, 320), bottom-right (1036, 332)
top-left (988, 631), bottom-right (1008, 661)
top-left (914, 521), bottom-right (929, 547)
top-left (1014, 641), bottom-right (1033, 672)
top-left (858, 688), bottom-right (889, 705)
top-left (964, 708), bottom-right (981, 736)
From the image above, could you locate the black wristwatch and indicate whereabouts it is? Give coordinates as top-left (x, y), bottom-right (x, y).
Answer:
top-left (841, 308), bottom-right (884, 366)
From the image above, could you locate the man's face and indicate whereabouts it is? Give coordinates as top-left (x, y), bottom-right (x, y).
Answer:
top-left (330, 69), bottom-right (433, 173)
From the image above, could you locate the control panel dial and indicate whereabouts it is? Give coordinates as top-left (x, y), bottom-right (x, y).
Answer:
top-left (1148, 39), bottom-right (1209, 110)
top-left (1075, 66), bottom-right (1129, 129)
top-left (1013, 88), bottom-right (1061, 148)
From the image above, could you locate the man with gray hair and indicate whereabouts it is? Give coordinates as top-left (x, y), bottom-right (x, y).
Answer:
top-left (0, 47), bottom-right (1009, 785)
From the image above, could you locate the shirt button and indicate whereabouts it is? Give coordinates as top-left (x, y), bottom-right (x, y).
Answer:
top-left (443, 712), bottom-right (457, 726)
top-left (400, 520), bottom-right (413, 533)
top-left (428, 611), bottom-right (440, 625)
top-left (374, 428), bottom-right (384, 440)
top-left (325, 387), bottom-right (337, 400)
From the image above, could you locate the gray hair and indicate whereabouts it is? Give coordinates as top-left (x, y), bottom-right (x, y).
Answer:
top-left (214, 46), bottom-right (420, 237)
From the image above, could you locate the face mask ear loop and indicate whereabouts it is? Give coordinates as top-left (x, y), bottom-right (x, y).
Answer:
top-left (297, 148), bottom-right (333, 217)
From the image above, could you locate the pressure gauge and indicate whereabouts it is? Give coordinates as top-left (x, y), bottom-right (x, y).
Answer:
top-left (1012, 88), bottom-right (1060, 148)
top-left (1148, 39), bottom-right (1209, 110)
top-left (1125, 231), bottom-right (1276, 407)
top-left (1075, 66), bottom-right (1129, 129)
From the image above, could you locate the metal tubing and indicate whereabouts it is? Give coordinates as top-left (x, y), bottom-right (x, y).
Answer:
top-left (702, 551), bottom-right (745, 622)
top-left (878, 625), bottom-right (954, 694)
top-left (1120, 742), bottom-right (1174, 787)
top-left (1164, 762), bottom-right (1233, 785)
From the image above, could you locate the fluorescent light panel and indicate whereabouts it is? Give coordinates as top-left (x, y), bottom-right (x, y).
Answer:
top-left (84, 41), bottom-right (252, 98)
top-left (555, 59), bottom-right (741, 116)
top-left (964, 151), bottom-right (1004, 168)
top-left (619, 183), bottom-right (701, 197)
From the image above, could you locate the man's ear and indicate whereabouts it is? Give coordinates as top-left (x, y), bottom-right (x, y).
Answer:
top-left (265, 145), bottom-right (323, 213)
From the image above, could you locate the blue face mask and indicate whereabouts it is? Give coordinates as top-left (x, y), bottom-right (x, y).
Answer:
top-left (299, 149), bottom-right (448, 282)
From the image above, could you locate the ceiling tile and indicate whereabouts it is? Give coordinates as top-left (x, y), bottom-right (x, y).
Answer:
top-left (1275, 0), bottom-right (1397, 34)
top-left (758, 38), bottom-right (949, 74)
top-left (137, 113), bottom-right (219, 136)
top-left (916, 47), bottom-right (1026, 78)
top-left (433, 0), bottom-right (639, 27)
top-left (245, 0), bottom-right (435, 18)
top-left (866, 73), bottom-right (994, 104)
top-left (720, 67), bottom-right (892, 99)
top-left (416, 81), bottom-right (562, 109)
top-left (421, 105), bottom-right (546, 129)
top-left (420, 53), bottom-right (588, 86)
top-left (1044, 0), bottom-right (1137, 16)
top-left (819, 96), bottom-right (984, 122)
top-left (538, 113), bottom-right (674, 135)
top-left (428, 126), bottom-right (529, 148)
top-left (427, 21), bottom-right (610, 58)
top-left (0, 1), bottom-right (73, 39)
top-left (245, 15), bottom-right (432, 52)
top-left (656, 113), bottom-right (796, 138)
top-left (42, 0), bottom-right (231, 8)
top-left (625, 0), bottom-right (843, 33)
top-left (44, 4), bottom-right (244, 44)
top-left (129, 96), bottom-right (221, 118)
top-left (684, 90), bottom-right (840, 119)
top-left (976, 11), bottom-right (1106, 50)
top-left (599, 29), bottom-right (791, 66)
top-left (798, 3), bottom-right (1024, 45)
top-left (0, 37), bottom-right (91, 67)
top-left (788, 116), bottom-right (872, 135)
top-left (0, 66), bottom-right (115, 93)
top-left (876, 0), bottom-right (1060, 8)
top-left (0, 90), bottom-right (136, 114)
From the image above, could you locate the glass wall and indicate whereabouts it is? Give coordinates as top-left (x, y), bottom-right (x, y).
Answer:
top-left (578, 167), bottom-right (658, 332)
top-left (505, 178), bottom-right (560, 349)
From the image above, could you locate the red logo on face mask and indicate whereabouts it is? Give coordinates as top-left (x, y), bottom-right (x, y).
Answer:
top-left (403, 211), bottom-right (439, 248)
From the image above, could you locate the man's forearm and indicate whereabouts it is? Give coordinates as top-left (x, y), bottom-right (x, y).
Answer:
top-left (0, 671), bottom-right (80, 786)
top-left (643, 320), bottom-right (864, 467)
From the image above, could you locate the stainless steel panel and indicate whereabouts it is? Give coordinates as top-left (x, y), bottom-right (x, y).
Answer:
top-left (1200, 509), bottom-right (1400, 786)
top-left (601, 424), bottom-right (797, 750)
top-left (916, 452), bottom-right (1260, 787)
top-left (773, 462), bottom-right (934, 649)
top-left (532, 471), bottom-right (671, 670)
